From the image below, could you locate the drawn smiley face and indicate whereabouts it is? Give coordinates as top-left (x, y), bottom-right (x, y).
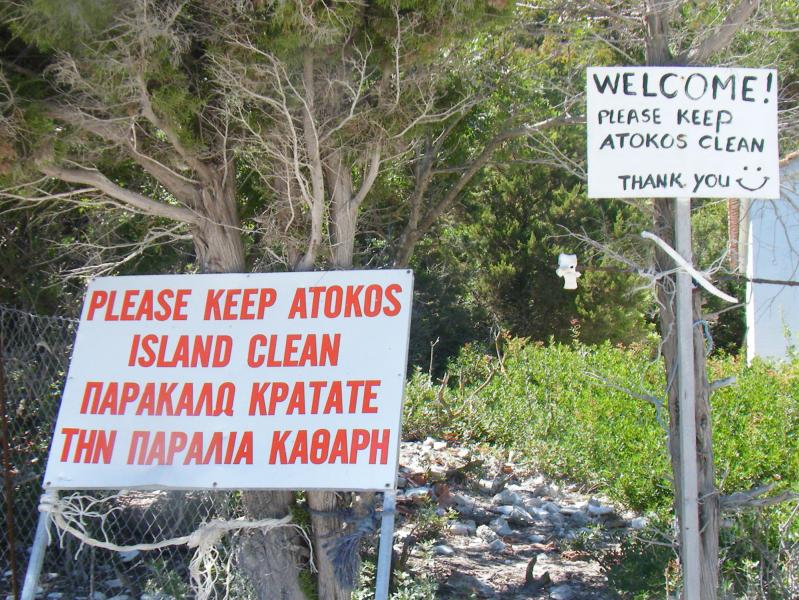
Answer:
top-left (737, 166), bottom-right (770, 192)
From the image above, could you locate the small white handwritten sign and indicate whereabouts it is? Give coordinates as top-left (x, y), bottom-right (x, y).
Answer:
top-left (587, 67), bottom-right (779, 199)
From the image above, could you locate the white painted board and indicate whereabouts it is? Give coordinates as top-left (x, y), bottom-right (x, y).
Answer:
top-left (587, 67), bottom-right (779, 199)
top-left (746, 156), bottom-right (799, 363)
top-left (43, 270), bottom-right (414, 491)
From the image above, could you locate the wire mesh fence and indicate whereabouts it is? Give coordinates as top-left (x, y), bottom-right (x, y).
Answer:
top-left (0, 306), bottom-right (247, 599)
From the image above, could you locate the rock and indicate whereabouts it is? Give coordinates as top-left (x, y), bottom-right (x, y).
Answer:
top-left (477, 524), bottom-right (498, 542)
top-left (568, 510), bottom-right (590, 527)
top-left (631, 516), bottom-right (649, 530)
top-left (422, 437), bottom-right (436, 448)
top-left (542, 501), bottom-right (561, 514)
top-left (433, 544), bottom-right (455, 556)
top-left (489, 517), bottom-right (513, 536)
top-left (549, 584), bottom-right (578, 600)
top-left (477, 479), bottom-right (495, 493)
top-left (450, 519), bottom-right (477, 536)
top-left (528, 533), bottom-right (547, 543)
top-left (46, 594), bottom-right (64, 600)
top-left (404, 486), bottom-right (431, 499)
top-left (90, 594), bottom-right (107, 600)
top-left (492, 489), bottom-right (522, 506)
top-left (587, 498), bottom-right (614, 516)
top-left (432, 440), bottom-right (448, 450)
top-left (487, 538), bottom-right (507, 553)
top-left (602, 517), bottom-right (629, 529)
top-left (106, 596), bottom-right (130, 600)
top-left (104, 580), bottom-right (124, 590)
top-left (529, 507), bottom-right (550, 521)
top-left (443, 573), bottom-right (497, 598)
top-left (396, 475), bottom-right (408, 488)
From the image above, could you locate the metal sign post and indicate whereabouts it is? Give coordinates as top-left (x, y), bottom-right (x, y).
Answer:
top-left (374, 490), bottom-right (397, 600)
top-left (21, 490), bottom-right (57, 600)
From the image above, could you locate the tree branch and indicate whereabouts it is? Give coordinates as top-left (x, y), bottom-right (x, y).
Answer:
top-left (681, 0), bottom-right (762, 64)
top-left (135, 75), bottom-right (215, 185)
top-left (720, 484), bottom-right (799, 512)
top-left (37, 162), bottom-right (201, 225)
top-left (350, 144), bottom-right (381, 210)
top-left (43, 103), bottom-right (201, 201)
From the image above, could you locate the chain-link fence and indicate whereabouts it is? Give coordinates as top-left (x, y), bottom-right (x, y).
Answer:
top-left (1, 306), bottom-right (247, 599)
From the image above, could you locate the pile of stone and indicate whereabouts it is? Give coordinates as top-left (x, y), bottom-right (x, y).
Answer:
top-left (394, 438), bottom-right (647, 599)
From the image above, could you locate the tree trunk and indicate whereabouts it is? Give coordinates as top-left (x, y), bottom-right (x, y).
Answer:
top-left (239, 491), bottom-right (308, 600)
top-left (653, 199), bottom-right (719, 598)
top-left (190, 170), bottom-right (307, 599)
top-left (306, 491), bottom-right (354, 600)
top-left (303, 151), bottom-right (367, 600)
top-left (328, 151), bottom-right (358, 269)
top-left (192, 167), bottom-right (246, 273)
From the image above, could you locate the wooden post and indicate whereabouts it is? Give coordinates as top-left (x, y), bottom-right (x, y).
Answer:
top-left (675, 197), bottom-right (701, 600)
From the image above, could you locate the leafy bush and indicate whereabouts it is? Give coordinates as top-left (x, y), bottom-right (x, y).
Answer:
top-left (405, 338), bottom-right (672, 511)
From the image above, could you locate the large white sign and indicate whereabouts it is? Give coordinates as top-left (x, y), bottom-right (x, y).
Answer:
top-left (43, 270), bottom-right (414, 491)
top-left (587, 67), bottom-right (779, 199)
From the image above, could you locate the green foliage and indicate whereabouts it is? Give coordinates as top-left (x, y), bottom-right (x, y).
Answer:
top-left (710, 356), bottom-right (799, 497)
top-left (598, 523), bottom-right (679, 599)
top-left (354, 557), bottom-right (438, 600)
top-left (405, 340), bottom-right (799, 515)
top-left (5, 0), bottom-right (123, 52)
top-left (144, 557), bottom-right (190, 599)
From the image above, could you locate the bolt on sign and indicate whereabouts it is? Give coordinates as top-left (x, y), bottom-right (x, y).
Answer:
top-left (586, 66), bottom-right (779, 199)
top-left (43, 270), bottom-right (414, 491)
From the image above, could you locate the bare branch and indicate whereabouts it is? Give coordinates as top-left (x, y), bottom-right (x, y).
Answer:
top-left (43, 103), bottom-right (201, 200)
top-left (394, 114), bottom-right (579, 266)
top-left (682, 0), bottom-right (762, 64)
top-left (351, 144), bottom-right (381, 210)
top-left (135, 74), bottom-right (215, 185)
top-left (720, 484), bottom-right (799, 512)
top-left (37, 162), bottom-right (201, 225)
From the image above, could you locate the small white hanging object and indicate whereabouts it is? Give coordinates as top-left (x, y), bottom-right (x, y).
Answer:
top-left (556, 253), bottom-right (581, 290)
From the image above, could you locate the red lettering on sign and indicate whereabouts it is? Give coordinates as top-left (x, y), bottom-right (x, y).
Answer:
top-left (59, 428), bottom-right (116, 464)
top-left (204, 288), bottom-right (277, 320)
top-left (128, 334), bottom-right (232, 368)
top-left (267, 428), bottom-right (390, 465)
top-left (287, 285), bottom-right (403, 318)
top-left (86, 288), bottom-right (190, 321)
top-left (248, 380), bottom-right (381, 416)
top-left (127, 431), bottom-right (252, 465)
